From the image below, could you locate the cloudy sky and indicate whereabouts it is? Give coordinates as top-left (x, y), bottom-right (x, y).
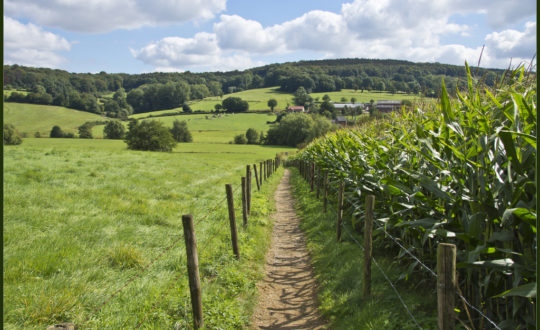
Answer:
top-left (3, 0), bottom-right (537, 73)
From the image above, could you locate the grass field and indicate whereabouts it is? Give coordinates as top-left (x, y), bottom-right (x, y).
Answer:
top-left (3, 138), bottom-right (295, 329)
top-left (3, 102), bottom-right (106, 137)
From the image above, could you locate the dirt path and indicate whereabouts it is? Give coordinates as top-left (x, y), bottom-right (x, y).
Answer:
top-left (251, 169), bottom-right (326, 329)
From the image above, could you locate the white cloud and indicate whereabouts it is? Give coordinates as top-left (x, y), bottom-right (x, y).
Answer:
top-left (4, 0), bottom-right (226, 33)
top-left (4, 16), bottom-right (71, 67)
top-left (485, 21), bottom-right (537, 59)
top-left (131, 32), bottom-right (263, 72)
top-left (133, 0), bottom-right (536, 71)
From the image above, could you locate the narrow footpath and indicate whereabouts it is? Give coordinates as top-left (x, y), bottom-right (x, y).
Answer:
top-left (251, 169), bottom-right (326, 329)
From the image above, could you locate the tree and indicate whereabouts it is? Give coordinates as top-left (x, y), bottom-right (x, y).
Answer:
top-left (103, 121), bottom-right (125, 139)
top-left (267, 99), bottom-right (277, 111)
top-left (222, 97), bottom-right (249, 113)
top-left (351, 97), bottom-right (357, 104)
top-left (78, 123), bottom-right (93, 139)
top-left (182, 103), bottom-right (193, 113)
top-left (265, 113), bottom-right (334, 147)
top-left (214, 103), bottom-right (223, 112)
top-left (50, 125), bottom-right (64, 138)
top-left (170, 120), bottom-right (193, 142)
top-left (293, 87), bottom-right (312, 107)
top-left (3, 124), bottom-right (23, 145)
top-left (322, 94), bottom-right (331, 102)
top-left (124, 120), bottom-right (177, 152)
top-left (245, 128), bottom-right (259, 144)
top-left (233, 134), bottom-right (247, 144)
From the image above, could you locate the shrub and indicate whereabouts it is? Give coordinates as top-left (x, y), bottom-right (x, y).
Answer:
top-left (245, 128), bottom-right (259, 144)
top-left (170, 120), bottom-right (193, 142)
top-left (124, 120), bottom-right (177, 152)
top-left (182, 103), bottom-right (193, 113)
top-left (50, 125), bottom-right (64, 138)
top-left (233, 134), bottom-right (247, 144)
top-left (78, 123), bottom-right (93, 139)
top-left (3, 124), bottom-right (23, 145)
top-left (265, 113), bottom-right (335, 147)
top-left (103, 121), bottom-right (125, 139)
top-left (222, 97), bottom-right (249, 113)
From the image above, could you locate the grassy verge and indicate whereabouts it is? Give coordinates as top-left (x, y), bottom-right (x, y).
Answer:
top-left (289, 167), bottom-right (437, 329)
top-left (3, 139), bottom-right (289, 328)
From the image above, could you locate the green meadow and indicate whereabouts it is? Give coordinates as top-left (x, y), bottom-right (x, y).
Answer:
top-left (3, 102), bottom-right (106, 137)
top-left (3, 138), bottom-right (295, 328)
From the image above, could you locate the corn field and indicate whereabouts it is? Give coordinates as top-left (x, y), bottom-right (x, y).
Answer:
top-left (294, 64), bottom-right (536, 329)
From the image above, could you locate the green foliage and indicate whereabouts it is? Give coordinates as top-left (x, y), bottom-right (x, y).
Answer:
top-left (265, 113), bottom-right (335, 147)
top-left (50, 125), bottom-right (64, 138)
top-left (182, 102), bottom-right (193, 113)
top-left (294, 65), bottom-right (536, 328)
top-left (103, 121), bottom-right (125, 139)
top-left (78, 123), bottom-right (93, 139)
top-left (233, 134), bottom-right (247, 144)
top-left (170, 119), bottom-right (193, 142)
top-left (3, 124), bottom-right (23, 145)
top-left (124, 120), bottom-right (177, 151)
top-left (293, 86), bottom-right (312, 107)
top-left (245, 128), bottom-right (259, 144)
top-left (267, 98), bottom-right (277, 111)
top-left (222, 97), bottom-right (249, 113)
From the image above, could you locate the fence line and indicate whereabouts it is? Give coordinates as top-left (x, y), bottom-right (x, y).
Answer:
top-left (342, 224), bottom-right (422, 329)
top-left (295, 160), bottom-right (503, 330)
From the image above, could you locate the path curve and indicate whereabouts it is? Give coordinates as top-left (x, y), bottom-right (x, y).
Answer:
top-left (251, 169), bottom-right (326, 329)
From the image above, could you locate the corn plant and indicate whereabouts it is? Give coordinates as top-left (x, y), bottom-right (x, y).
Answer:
top-left (294, 64), bottom-right (536, 329)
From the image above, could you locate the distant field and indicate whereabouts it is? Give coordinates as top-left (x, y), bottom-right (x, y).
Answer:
top-left (310, 89), bottom-right (420, 103)
top-left (188, 87), bottom-right (295, 112)
top-left (3, 102), bottom-right (107, 137)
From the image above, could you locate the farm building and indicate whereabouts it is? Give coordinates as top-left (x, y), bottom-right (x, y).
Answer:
top-left (374, 100), bottom-right (401, 112)
top-left (332, 103), bottom-right (365, 110)
top-left (287, 105), bottom-right (305, 112)
top-left (333, 116), bottom-right (348, 126)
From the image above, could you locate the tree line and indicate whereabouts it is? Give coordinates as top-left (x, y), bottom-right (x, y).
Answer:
top-left (4, 59), bottom-right (504, 117)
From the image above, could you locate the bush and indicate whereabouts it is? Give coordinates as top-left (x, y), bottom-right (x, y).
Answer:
top-left (265, 113), bottom-right (335, 147)
top-left (103, 121), bottom-right (125, 139)
top-left (170, 120), bottom-right (193, 142)
top-left (3, 124), bottom-right (23, 145)
top-left (245, 128), bottom-right (259, 144)
top-left (182, 103), bottom-right (193, 113)
top-left (78, 123), bottom-right (93, 139)
top-left (233, 134), bottom-right (247, 144)
top-left (50, 125), bottom-right (64, 138)
top-left (124, 120), bottom-right (177, 152)
top-left (222, 97), bottom-right (249, 113)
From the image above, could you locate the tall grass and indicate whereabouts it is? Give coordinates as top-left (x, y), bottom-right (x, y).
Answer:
top-left (293, 64), bottom-right (536, 329)
top-left (3, 139), bottom-right (293, 328)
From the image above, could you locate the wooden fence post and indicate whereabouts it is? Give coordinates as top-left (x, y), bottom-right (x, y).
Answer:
top-left (323, 172), bottom-right (328, 213)
top-left (259, 162), bottom-right (263, 186)
top-left (241, 177), bottom-right (248, 226)
top-left (225, 184), bottom-right (239, 259)
top-left (246, 165), bottom-right (251, 214)
top-left (253, 164), bottom-right (260, 191)
top-left (363, 195), bottom-right (375, 298)
top-left (337, 181), bottom-right (344, 242)
top-left (437, 243), bottom-right (457, 330)
top-left (316, 167), bottom-right (320, 199)
top-left (182, 214), bottom-right (203, 329)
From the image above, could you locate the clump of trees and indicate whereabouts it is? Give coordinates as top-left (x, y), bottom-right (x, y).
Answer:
top-left (124, 120), bottom-right (177, 152)
top-left (265, 113), bottom-right (335, 147)
top-left (170, 120), bottom-right (192, 142)
top-left (233, 128), bottom-right (263, 145)
top-left (3, 124), bottom-right (23, 145)
top-left (103, 121), bottom-right (126, 139)
top-left (222, 97), bottom-right (248, 113)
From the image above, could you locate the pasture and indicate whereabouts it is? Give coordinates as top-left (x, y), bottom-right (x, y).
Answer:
top-left (3, 138), bottom-right (295, 328)
top-left (3, 102), bottom-right (106, 137)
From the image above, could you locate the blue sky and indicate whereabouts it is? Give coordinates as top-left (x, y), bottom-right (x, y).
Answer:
top-left (4, 0), bottom-right (537, 74)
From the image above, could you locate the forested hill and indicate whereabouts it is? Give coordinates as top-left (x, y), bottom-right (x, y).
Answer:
top-left (3, 58), bottom-right (504, 117)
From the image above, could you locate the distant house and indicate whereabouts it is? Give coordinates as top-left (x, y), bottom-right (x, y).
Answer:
top-left (334, 116), bottom-right (348, 126)
top-left (332, 103), bottom-right (365, 110)
top-left (287, 105), bottom-right (305, 112)
top-left (375, 100), bottom-right (401, 112)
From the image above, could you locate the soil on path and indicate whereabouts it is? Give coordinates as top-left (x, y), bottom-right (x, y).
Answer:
top-left (251, 169), bottom-right (326, 329)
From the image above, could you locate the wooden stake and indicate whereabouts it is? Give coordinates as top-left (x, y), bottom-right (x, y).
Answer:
top-left (253, 163), bottom-right (260, 191)
top-left (182, 214), bottom-right (203, 329)
top-left (241, 177), bottom-right (248, 226)
top-left (323, 172), bottom-right (328, 213)
top-left (246, 165), bottom-right (251, 214)
top-left (310, 162), bottom-right (315, 192)
top-left (437, 243), bottom-right (457, 330)
top-left (225, 184), bottom-right (239, 259)
top-left (363, 195), bottom-right (375, 298)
